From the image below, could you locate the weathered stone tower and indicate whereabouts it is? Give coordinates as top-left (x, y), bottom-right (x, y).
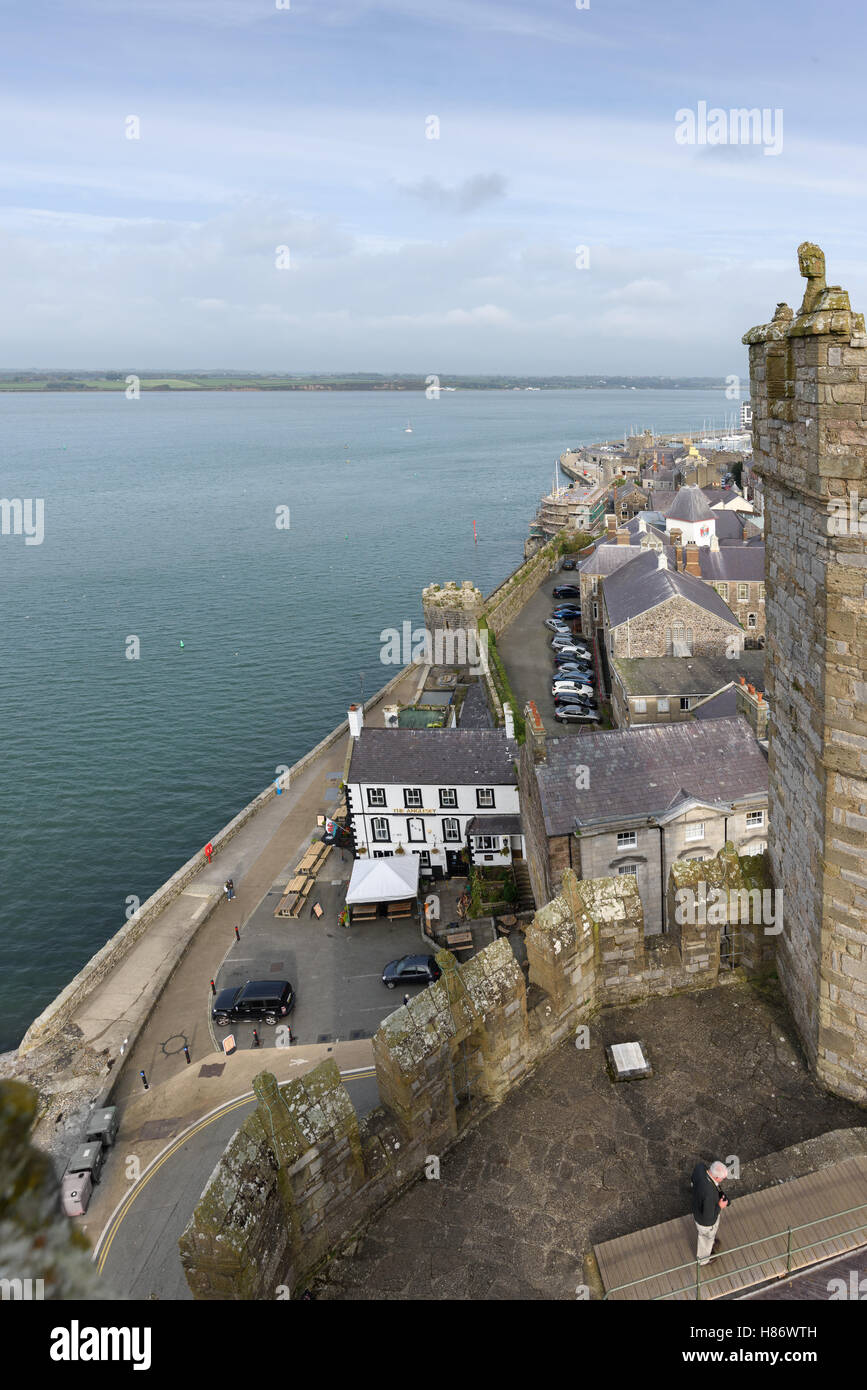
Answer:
top-left (421, 580), bottom-right (485, 668)
top-left (744, 243), bottom-right (867, 1104)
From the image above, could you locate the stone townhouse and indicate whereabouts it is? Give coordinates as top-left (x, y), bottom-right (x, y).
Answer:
top-left (697, 540), bottom-right (766, 637)
top-left (600, 547), bottom-right (768, 727)
top-left (518, 715), bottom-right (769, 934)
top-left (345, 712), bottom-right (522, 880)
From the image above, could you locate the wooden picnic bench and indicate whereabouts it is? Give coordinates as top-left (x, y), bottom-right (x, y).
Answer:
top-left (350, 902), bottom-right (378, 923)
top-left (274, 872), bottom-right (314, 918)
top-left (386, 900), bottom-right (414, 921)
top-left (444, 928), bottom-right (474, 954)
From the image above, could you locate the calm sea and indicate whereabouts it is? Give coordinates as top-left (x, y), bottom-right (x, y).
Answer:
top-left (0, 387), bottom-right (728, 1050)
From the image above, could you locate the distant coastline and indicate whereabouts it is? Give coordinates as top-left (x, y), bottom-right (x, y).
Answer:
top-left (0, 372), bottom-right (727, 394)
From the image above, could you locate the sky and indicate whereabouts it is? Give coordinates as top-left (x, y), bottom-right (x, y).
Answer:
top-left (2, 0), bottom-right (866, 374)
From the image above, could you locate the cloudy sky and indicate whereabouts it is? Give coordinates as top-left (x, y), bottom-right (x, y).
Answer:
top-left (2, 0), bottom-right (866, 373)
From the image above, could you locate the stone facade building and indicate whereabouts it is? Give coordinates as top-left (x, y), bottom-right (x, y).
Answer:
top-left (744, 242), bottom-right (867, 1105)
top-left (519, 716), bottom-right (769, 932)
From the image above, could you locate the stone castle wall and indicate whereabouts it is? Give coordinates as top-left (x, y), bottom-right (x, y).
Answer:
top-left (744, 243), bottom-right (867, 1104)
top-left (179, 850), bottom-right (775, 1298)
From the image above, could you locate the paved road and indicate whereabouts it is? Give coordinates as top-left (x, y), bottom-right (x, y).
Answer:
top-left (497, 576), bottom-right (604, 735)
top-left (95, 1071), bottom-right (381, 1301)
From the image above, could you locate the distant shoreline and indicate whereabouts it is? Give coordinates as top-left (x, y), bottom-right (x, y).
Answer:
top-left (0, 377), bottom-right (727, 394)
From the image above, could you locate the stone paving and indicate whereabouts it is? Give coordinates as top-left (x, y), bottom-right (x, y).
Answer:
top-left (315, 978), bottom-right (867, 1300)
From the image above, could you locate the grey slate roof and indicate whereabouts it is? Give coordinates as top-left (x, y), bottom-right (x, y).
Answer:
top-left (579, 545), bottom-right (652, 577)
top-left (710, 508), bottom-right (753, 540)
top-left (692, 684), bottom-right (739, 720)
top-left (466, 814), bottom-right (523, 836)
top-left (665, 485), bottom-right (715, 523)
top-left (610, 648), bottom-right (766, 698)
top-left (457, 681), bottom-right (493, 729)
top-left (602, 549), bottom-right (740, 630)
top-left (536, 715), bottom-right (768, 834)
top-left (348, 728), bottom-right (518, 786)
top-left (699, 546), bottom-right (765, 582)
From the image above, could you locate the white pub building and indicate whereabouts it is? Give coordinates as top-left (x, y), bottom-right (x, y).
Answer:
top-left (345, 705), bottom-right (523, 879)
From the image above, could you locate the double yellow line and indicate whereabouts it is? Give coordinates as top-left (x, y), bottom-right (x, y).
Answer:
top-left (94, 1068), bottom-right (376, 1277)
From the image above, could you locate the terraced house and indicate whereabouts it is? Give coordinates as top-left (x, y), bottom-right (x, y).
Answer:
top-left (345, 711), bottom-right (523, 880)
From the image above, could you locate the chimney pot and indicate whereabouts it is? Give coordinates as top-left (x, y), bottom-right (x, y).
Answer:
top-left (747, 684), bottom-right (755, 694)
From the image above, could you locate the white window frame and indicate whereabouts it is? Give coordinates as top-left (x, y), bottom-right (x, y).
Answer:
top-left (747, 612), bottom-right (757, 628)
top-left (617, 831), bottom-right (637, 849)
top-left (717, 583), bottom-right (729, 601)
top-left (404, 787), bottom-right (423, 808)
top-left (738, 582), bottom-right (749, 601)
top-left (474, 835), bottom-right (498, 852)
top-left (439, 787), bottom-right (457, 809)
top-left (657, 697), bottom-right (670, 713)
top-left (680, 697), bottom-right (692, 710)
top-left (367, 787), bottom-right (386, 807)
top-left (476, 788), bottom-right (495, 808)
top-left (442, 817), bottom-right (461, 842)
top-left (684, 822), bottom-right (706, 842)
top-left (746, 810), bottom-right (765, 827)
top-left (371, 817), bottom-right (390, 842)
top-left (617, 863), bottom-right (638, 876)
top-left (633, 697), bottom-right (646, 713)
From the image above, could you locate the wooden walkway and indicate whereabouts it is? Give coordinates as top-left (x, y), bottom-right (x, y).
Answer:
top-left (594, 1155), bottom-right (867, 1300)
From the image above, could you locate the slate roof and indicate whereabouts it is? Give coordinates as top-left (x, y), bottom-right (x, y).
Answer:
top-left (701, 486), bottom-right (743, 506)
top-left (699, 546), bottom-right (765, 582)
top-left (692, 684), bottom-right (739, 720)
top-left (536, 715), bottom-right (768, 834)
top-left (602, 549), bottom-right (740, 629)
top-left (457, 681), bottom-right (493, 729)
top-left (348, 728), bottom-right (518, 786)
top-left (466, 814), bottom-right (523, 836)
top-left (710, 508), bottom-right (753, 540)
top-left (665, 485), bottom-right (715, 523)
top-left (610, 648), bottom-right (766, 698)
top-left (579, 545), bottom-right (655, 577)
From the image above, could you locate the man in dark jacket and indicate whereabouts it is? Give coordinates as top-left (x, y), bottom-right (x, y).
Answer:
top-left (691, 1160), bottom-right (729, 1265)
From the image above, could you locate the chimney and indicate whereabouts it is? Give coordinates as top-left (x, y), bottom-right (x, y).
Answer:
top-left (735, 682), bottom-right (769, 742)
top-left (709, 533), bottom-right (720, 552)
top-left (685, 542), bottom-right (701, 576)
top-left (348, 704), bottom-right (364, 739)
top-left (669, 527), bottom-right (683, 548)
top-left (605, 513), bottom-right (616, 537)
top-left (616, 529), bottom-right (630, 545)
top-left (675, 544), bottom-right (683, 570)
top-left (657, 553), bottom-right (668, 570)
top-left (503, 702), bottom-right (515, 740)
top-left (523, 700), bottom-right (547, 763)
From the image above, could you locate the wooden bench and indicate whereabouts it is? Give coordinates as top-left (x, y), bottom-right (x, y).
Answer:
top-left (274, 873), bottom-right (313, 918)
top-left (350, 903), bottom-right (378, 923)
top-left (386, 900), bottom-right (414, 921)
top-left (444, 929), bottom-right (474, 954)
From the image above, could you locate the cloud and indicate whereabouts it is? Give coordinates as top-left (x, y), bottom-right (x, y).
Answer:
top-left (397, 174), bottom-right (508, 214)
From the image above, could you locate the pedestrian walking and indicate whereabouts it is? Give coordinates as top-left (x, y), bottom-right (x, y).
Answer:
top-left (691, 1159), bottom-right (730, 1266)
top-left (224, 878), bottom-right (235, 901)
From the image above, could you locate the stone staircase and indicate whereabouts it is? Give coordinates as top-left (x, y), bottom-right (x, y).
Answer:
top-left (512, 861), bottom-right (536, 912)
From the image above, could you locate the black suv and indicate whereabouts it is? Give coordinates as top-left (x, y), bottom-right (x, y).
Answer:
top-left (212, 979), bottom-right (295, 1026)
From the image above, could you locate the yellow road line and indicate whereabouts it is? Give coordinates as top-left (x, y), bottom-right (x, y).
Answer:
top-left (94, 1068), bottom-right (377, 1275)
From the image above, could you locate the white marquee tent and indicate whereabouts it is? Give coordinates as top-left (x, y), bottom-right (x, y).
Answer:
top-left (345, 854), bottom-right (421, 904)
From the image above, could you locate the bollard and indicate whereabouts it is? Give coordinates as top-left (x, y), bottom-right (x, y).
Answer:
top-left (234, 925), bottom-right (240, 942)
top-left (183, 1045), bottom-right (191, 1065)
top-left (140, 1070), bottom-right (149, 1091)
top-left (210, 979), bottom-right (217, 996)
top-left (252, 1029), bottom-right (260, 1049)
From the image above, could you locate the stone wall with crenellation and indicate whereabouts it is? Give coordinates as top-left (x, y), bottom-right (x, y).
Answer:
top-left (743, 243), bottom-right (867, 1104)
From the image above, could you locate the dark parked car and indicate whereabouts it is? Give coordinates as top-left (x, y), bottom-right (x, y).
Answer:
top-left (552, 605), bottom-right (582, 619)
top-left (555, 704), bottom-right (600, 723)
top-left (212, 979), bottom-right (294, 1026)
top-left (553, 689), bottom-right (596, 706)
top-left (552, 584), bottom-right (580, 598)
top-left (561, 559), bottom-right (576, 570)
top-left (554, 653), bottom-right (593, 669)
top-left (382, 954), bottom-right (442, 989)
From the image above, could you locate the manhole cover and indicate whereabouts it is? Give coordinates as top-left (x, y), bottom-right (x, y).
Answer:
top-left (199, 1063), bottom-right (226, 1078)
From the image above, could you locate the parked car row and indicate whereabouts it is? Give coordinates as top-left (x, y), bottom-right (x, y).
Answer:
top-left (544, 590), bottom-right (601, 726)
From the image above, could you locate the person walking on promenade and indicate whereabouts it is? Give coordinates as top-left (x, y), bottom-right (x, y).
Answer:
top-left (224, 878), bottom-right (235, 901)
top-left (691, 1159), bottom-right (730, 1265)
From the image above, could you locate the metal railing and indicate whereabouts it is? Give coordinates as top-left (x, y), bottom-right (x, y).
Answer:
top-left (602, 1200), bottom-right (867, 1300)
